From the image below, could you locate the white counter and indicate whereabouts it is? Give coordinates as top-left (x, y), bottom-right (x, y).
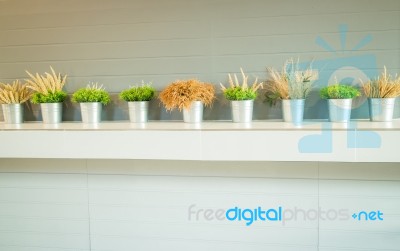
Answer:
top-left (1, 123), bottom-right (399, 251)
top-left (1, 120), bottom-right (400, 162)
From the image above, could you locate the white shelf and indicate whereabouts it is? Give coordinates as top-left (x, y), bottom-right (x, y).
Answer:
top-left (1, 120), bottom-right (400, 162)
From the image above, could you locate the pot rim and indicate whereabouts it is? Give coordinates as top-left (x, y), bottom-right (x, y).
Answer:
top-left (79, 102), bottom-right (103, 104)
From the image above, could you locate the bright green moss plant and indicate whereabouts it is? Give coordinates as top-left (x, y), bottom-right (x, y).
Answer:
top-left (32, 91), bottom-right (67, 104)
top-left (72, 83), bottom-right (111, 105)
top-left (223, 86), bottom-right (257, 100)
top-left (320, 84), bottom-right (361, 99)
top-left (119, 83), bottom-right (155, 102)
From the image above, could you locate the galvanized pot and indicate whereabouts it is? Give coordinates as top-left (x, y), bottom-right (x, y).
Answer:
top-left (41, 103), bottom-right (62, 124)
top-left (2, 103), bottom-right (24, 124)
top-left (368, 98), bottom-right (396, 122)
top-left (183, 101), bottom-right (203, 123)
top-left (328, 99), bottom-right (352, 122)
top-left (282, 99), bottom-right (305, 124)
top-left (80, 102), bottom-right (102, 124)
top-left (231, 100), bottom-right (254, 123)
top-left (128, 101), bottom-right (149, 123)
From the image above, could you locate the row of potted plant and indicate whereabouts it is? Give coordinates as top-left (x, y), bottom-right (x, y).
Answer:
top-left (0, 67), bottom-right (156, 124)
top-left (0, 62), bottom-right (399, 124)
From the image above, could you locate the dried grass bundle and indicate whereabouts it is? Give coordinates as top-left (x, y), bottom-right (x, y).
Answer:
top-left (266, 66), bottom-right (289, 99)
top-left (25, 66), bottom-right (67, 95)
top-left (85, 82), bottom-right (105, 91)
top-left (0, 80), bottom-right (32, 104)
top-left (266, 58), bottom-right (318, 104)
top-left (220, 68), bottom-right (263, 92)
top-left (362, 66), bottom-right (400, 98)
top-left (159, 79), bottom-right (215, 111)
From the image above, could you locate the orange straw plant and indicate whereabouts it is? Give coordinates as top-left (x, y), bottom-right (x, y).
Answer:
top-left (159, 79), bottom-right (215, 111)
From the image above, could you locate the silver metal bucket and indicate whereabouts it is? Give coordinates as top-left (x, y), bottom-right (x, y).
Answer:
top-left (282, 99), bottom-right (305, 124)
top-left (80, 102), bottom-right (102, 124)
top-left (328, 99), bottom-right (352, 122)
top-left (231, 100), bottom-right (254, 123)
top-left (2, 103), bottom-right (24, 124)
top-left (183, 101), bottom-right (203, 123)
top-left (128, 101), bottom-right (149, 123)
top-left (368, 98), bottom-right (396, 122)
top-left (41, 103), bottom-right (62, 124)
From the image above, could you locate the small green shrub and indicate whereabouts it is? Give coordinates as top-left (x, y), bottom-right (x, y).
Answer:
top-left (220, 68), bottom-right (262, 101)
top-left (223, 86), bottom-right (257, 101)
top-left (119, 84), bottom-right (155, 102)
top-left (72, 83), bottom-right (110, 105)
top-left (31, 91), bottom-right (67, 104)
top-left (320, 84), bottom-right (360, 99)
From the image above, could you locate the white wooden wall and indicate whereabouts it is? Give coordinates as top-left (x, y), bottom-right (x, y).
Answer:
top-left (0, 159), bottom-right (399, 251)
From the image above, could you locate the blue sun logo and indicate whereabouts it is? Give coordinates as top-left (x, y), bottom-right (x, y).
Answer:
top-left (297, 24), bottom-right (381, 153)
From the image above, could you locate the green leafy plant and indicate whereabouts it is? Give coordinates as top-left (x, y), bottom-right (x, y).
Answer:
top-left (25, 66), bottom-right (68, 103)
top-left (265, 58), bottom-right (318, 105)
top-left (120, 82), bottom-right (155, 102)
top-left (159, 79), bottom-right (215, 111)
top-left (72, 83), bottom-right (111, 105)
top-left (223, 86), bottom-right (257, 100)
top-left (32, 91), bottom-right (67, 104)
top-left (220, 68), bottom-right (263, 101)
top-left (320, 84), bottom-right (361, 99)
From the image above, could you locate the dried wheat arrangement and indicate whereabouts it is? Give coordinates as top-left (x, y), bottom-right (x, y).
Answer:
top-left (265, 58), bottom-right (318, 104)
top-left (266, 66), bottom-right (290, 99)
top-left (220, 68), bottom-right (263, 92)
top-left (159, 79), bottom-right (215, 111)
top-left (25, 66), bottom-right (67, 94)
top-left (362, 66), bottom-right (400, 98)
top-left (0, 80), bottom-right (32, 104)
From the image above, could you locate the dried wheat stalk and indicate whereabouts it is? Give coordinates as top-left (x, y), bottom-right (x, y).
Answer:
top-left (0, 80), bottom-right (32, 104)
top-left (266, 66), bottom-right (289, 99)
top-left (25, 66), bottom-right (67, 95)
top-left (266, 58), bottom-right (318, 100)
top-left (85, 82), bottom-right (105, 90)
top-left (362, 66), bottom-right (400, 98)
top-left (220, 68), bottom-right (263, 91)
